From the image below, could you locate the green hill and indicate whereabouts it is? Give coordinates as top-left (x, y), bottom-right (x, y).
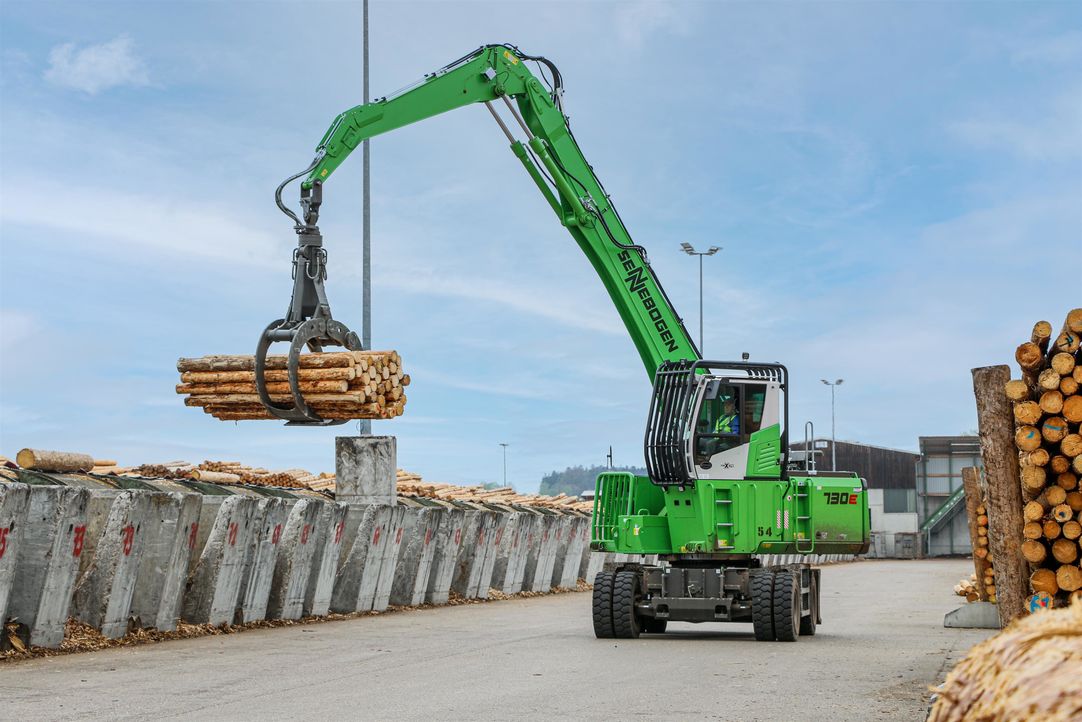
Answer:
top-left (538, 464), bottom-right (646, 497)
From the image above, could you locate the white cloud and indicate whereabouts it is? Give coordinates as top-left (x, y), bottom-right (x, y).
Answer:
top-left (44, 35), bottom-right (150, 94)
top-left (1, 177), bottom-right (281, 268)
top-left (375, 266), bottom-right (621, 335)
top-left (949, 87), bottom-right (1082, 162)
top-left (615, 1), bottom-right (691, 48)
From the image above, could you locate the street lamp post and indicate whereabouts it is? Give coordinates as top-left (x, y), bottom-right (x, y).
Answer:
top-left (499, 443), bottom-right (509, 487)
top-left (680, 243), bottom-right (721, 354)
top-left (820, 379), bottom-right (844, 470)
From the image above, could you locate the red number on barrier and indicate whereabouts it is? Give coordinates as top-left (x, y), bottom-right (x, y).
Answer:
top-left (0, 527), bottom-right (8, 559)
top-left (395, 527), bottom-right (403, 544)
top-left (121, 524), bottom-right (135, 556)
top-left (188, 523), bottom-right (199, 549)
top-left (424, 528), bottom-right (432, 546)
top-left (272, 523), bottom-right (282, 545)
top-left (372, 526), bottom-right (381, 545)
top-left (228, 522), bottom-right (238, 547)
top-left (334, 521), bottom-right (345, 544)
top-left (301, 524), bottom-right (310, 545)
top-left (454, 529), bottom-right (461, 545)
top-left (73, 526), bottom-right (87, 557)
top-left (494, 529), bottom-right (503, 545)
top-left (543, 531), bottom-right (549, 542)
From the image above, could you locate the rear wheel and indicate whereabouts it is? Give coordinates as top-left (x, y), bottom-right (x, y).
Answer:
top-left (612, 570), bottom-right (641, 639)
top-left (773, 569), bottom-right (800, 642)
top-left (799, 573), bottom-right (817, 636)
top-left (750, 569), bottom-right (775, 641)
top-left (592, 571), bottom-right (615, 639)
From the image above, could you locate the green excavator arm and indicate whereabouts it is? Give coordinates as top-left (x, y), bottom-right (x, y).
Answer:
top-left (293, 44), bottom-right (699, 379)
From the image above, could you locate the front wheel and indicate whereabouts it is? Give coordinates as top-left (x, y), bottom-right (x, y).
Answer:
top-left (773, 569), bottom-right (800, 642)
top-left (592, 571), bottom-right (615, 639)
top-left (612, 570), bottom-right (641, 639)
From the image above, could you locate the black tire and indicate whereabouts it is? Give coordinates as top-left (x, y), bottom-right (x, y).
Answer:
top-left (799, 573), bottom-right (817, 636)
top-left (773, 569), bottom-right (800, 642)
top-left (612, 570), bottom-right (641, 639)
top-left (592, 571), bottom-right (616, 639)
top-left (642, 618), bottom-right (668, 634)
top-left (750, 570), bottom-right (775, 641)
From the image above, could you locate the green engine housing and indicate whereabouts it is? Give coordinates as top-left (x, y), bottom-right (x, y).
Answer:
top-left (592, 471), bottom-right (870, 557)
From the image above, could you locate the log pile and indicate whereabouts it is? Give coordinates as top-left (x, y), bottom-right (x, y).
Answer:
top-left (175, 351), bottom-right (409, 421)
top-left (395, 470), bottom-right (594, 512)
top-left (1008, 310), bottom-right (1082, 608)
top-left (953, 574), bottom-right (980, 603)
top-left (927, 596), bottom-right (1082, 721)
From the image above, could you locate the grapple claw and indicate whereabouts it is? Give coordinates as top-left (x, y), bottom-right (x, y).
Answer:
top-left (257, 178), bottom-right (363, 425)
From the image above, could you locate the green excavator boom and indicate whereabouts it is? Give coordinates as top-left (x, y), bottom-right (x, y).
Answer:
top-left (298, 44), bottom-right (699, 380)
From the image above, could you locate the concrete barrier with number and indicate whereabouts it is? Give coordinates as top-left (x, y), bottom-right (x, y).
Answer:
top-left (8, 485), bottom-right (90, 647)
top-left (183, 495), bottom-right (260, 625)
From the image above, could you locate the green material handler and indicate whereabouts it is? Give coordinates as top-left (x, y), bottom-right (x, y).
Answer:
top-left (257, 44), bottom-right (870, 641)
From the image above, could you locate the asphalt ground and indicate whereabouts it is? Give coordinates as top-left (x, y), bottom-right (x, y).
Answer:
top-left (1, 558), bottom-right (992, 721)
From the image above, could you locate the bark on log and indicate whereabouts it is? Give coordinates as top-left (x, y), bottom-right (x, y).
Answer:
top-left (973, 365), bottom-right (1026, 625)
top-left (15, 448), bottom-right (95, 473)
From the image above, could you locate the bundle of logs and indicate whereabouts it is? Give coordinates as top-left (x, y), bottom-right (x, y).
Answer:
top-left (1007, 309), bottom-right (1082, 607)
top-left (175, 351), bottom-right (408, 421)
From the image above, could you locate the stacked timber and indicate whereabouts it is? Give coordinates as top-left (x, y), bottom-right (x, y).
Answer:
top-left (927, 597), bottom-right (1082, 721)
top-left (1007, 309), bottom-right (1082, 608)
top-left (394, 469), bottom-right (594, 513)
top-left (175, 351), bottom-right (409, 421)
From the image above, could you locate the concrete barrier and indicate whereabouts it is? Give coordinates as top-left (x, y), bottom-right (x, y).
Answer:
top-left (553, 516), bottom-right (589, 589)
top-left (130, 492), bottom-right (201, 632)
top-left (489, 511), bottom-right (524, 593)
top-left (582, 550), bottom-right (606, 584)
top-left (525, 513), bottom-right (562, 593)
top-left (8, 486), bottom-right (90, 647)
top-left (452, 509), bottom-right (496, 599)
top-left (234, 497), bottom-right (289, 624)
top-left (503, 513), bottom-right (536, 594)
top-left (473, 510), bottom-right (509, 600)
top-left (0, 483), bottom-right (31, 627)
top-left (372, 505), bottom-right (406, 611)
top-left (267, 498), bottom-right (324, 620)
top-left (303, 500), bottom-right (349, 617)
top-left (390, 505), bottom-right (443, 607)
top-left (425, 506), bottom-right (465, 605)
top-left (331, 504), bottom-right (393, 613)
top-left (183, 495), bottom-right (260, 625)
top-left (73, 491), bottom-right (163, 638)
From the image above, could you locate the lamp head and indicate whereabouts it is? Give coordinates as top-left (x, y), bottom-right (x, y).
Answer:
top-left (680, 242), bottom-right (695, 255)
top-left (706, 246), bottom-right (721, 255)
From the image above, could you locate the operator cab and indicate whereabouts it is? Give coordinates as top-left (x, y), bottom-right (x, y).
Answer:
top-left (645, 360), bottom-right (788, 486)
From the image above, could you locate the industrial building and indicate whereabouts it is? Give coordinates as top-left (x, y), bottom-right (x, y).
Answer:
top-left (916, 436), bottom-right (984, 557)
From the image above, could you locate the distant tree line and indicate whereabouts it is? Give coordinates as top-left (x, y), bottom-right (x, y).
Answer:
top-left (538, 464), bottom-right (646, 497)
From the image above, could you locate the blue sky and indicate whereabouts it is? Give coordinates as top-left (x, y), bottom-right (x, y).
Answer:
top-left (1, 1), bottom-right (1080, 491)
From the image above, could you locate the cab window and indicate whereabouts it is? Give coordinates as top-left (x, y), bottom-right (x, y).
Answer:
top-left (693, 383), bottom-right (768, 463)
